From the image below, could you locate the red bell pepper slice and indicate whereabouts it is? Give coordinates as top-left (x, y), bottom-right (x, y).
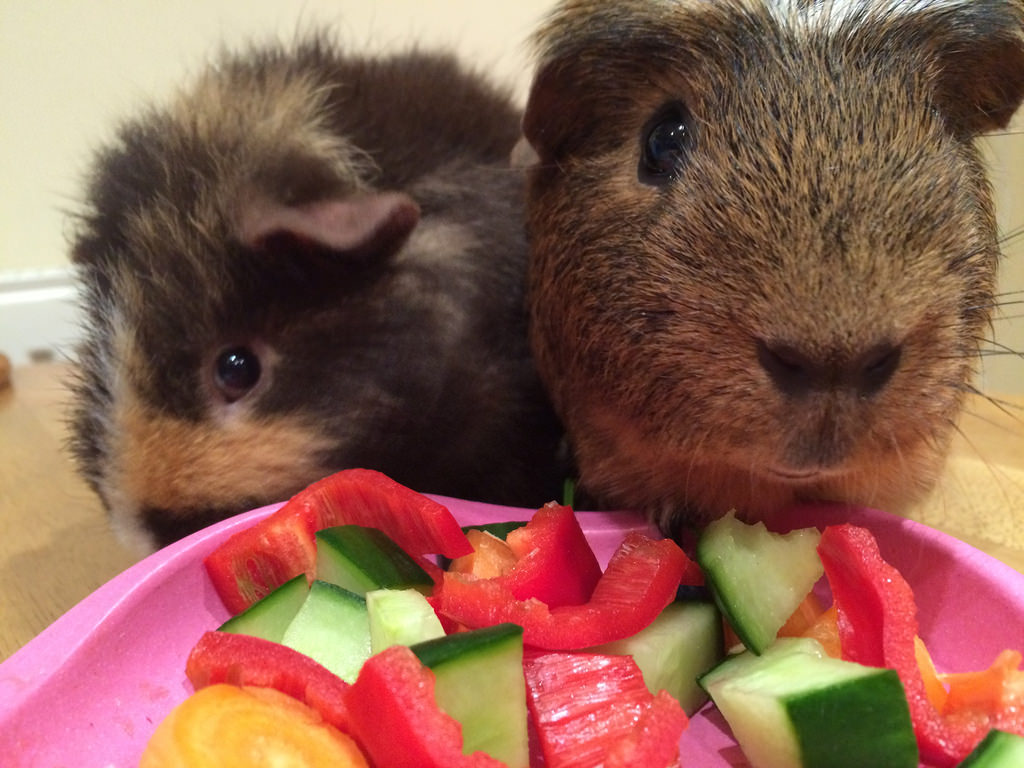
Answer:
top-left (205, 469), bottom-right (472, 614)
top-left (185, 630), bottom-right (351, 733)
top-left (204, 512), bottom-right (317, 615)
top-left (287, 469), bottom-right (473, 558)
top-left (344, 644), bottom-right (508, 768)
top-left (500, 502), bottom-right (603, 607)
top-left (818, 524), bottom-right (1024, 766)
top-left (435, 532), bottom-right (689, 649)
top-left (523, 649), bottom-right (688, 768)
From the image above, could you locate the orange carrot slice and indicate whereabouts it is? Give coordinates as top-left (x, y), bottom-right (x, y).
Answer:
top-left (139, 684), bottom-right (368, 768)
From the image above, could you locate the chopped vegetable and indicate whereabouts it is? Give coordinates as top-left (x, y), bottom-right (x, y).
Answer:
top-left (818, 523), bottom-right (1024, 766)
top-left (942, 650), bottom-right (1024, 720)
top-left (956, 729), bottom-right (1024, 767)
top-left (523, 649), bottom-right (688, 768)
top-left (280, 580), bottom-right (371, 683)
top-left (589, 598), bottom-right (724, 715)
top-left (345, 644), bottom-right (508, 768)
top-left (448, 504), bottom-right (602, 608)
top-left (449, 529), bottom-right (519, 578)
top-left (700, 636), bottom-right (918, 768)
top-left (778, 592), bottom-right (828, 638)
top-left (316, 524), bottom-right (434, 596)
top-left (205, 506), bottom-right (317, 615)
top-left (412, 624), bottom-right (529, 768)
top-left (140, 684), bottom-right (368, 768)
top-left (367, 588), bottom-right (446, 652)
top-left (218, 573), bottom-right (309, 642)
top-left (177, 470), bottom-right (1024, 768)
top-left (289, 469), bottom-right (473, 560)
top-left (434, 531), bottom-right (689, 649)
top-left (500, 502), bottom-right (603, 607)
top-left (917, 636), bottom-right (950, 713)
top-left (698, 512), bottom-right (824, 655)
top-left (185, 630), bottom-right (352, 733)
top-left (205, 468), bottom-right (472, 614)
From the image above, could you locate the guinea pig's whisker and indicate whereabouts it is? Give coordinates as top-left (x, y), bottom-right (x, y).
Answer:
top-left (960, 384), bottom-right (1024, 424)
top-left (983, 288), bottom-right (1024, 304)
top-left (986, 311), bottom-right (1024, 323)
top-left (978, 394), bottom-right (1024, 418)
top-left (998, 230), bottom-right (1024, 247)
top-left (990, 297), bottom-right (1024, 312)
top-left (975, 337), bottom-right (1024, 358)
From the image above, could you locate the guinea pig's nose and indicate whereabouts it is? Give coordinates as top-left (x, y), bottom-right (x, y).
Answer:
top-left (756, 339), bottom-right (902, 398)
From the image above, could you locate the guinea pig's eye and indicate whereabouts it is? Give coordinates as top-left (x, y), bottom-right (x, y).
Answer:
top-left (214, 346), bottom-right (262, 403)
top-left (639, 102), bottom-right (696, 185)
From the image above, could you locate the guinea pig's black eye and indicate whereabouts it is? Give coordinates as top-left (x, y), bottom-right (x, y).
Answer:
top-left (214, 346), bottom-right (262, 403)
top-left (639, 102), bottom-right (696, 186)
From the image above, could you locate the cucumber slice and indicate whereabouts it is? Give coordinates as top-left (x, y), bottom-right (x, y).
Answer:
top-left (697, 512), bottom-right (823, 654)
top-left (589, 599), bottom-right (723, 715)
top-left (366, 588), bottom-right (445, 653)
top-left (412, 623), bottom-right (528, 768)
top-left (315, 525), bottom-right (432, 596)
top-left (958, 730), bottom-right (1024, 767)
top-left (217, 574), bottom-right (309, 642)
top-left (280, 579), bottom-right (371, 683)
top-left (700, 637), bottom-right (918, 768)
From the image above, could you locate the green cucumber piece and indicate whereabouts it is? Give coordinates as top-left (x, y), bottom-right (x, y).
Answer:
top-left (217, 574), bottom-right (309, 642)
top-left (697, 512), bottom-right (823, 654)
top-left (412, 623), bottom-right (528, 768)
top-left (366, 588), bottom-right (445, 653)
top-left (700, 637), bottom-right (918, 768)
top-left (280, 579), bottom-right (371, 683)
top-left (590, 599), bottom-right (724, 715)
top-left (958, 730), bottom-right (1024, 767)
top-left (315, 525), bottom-right (432, 596)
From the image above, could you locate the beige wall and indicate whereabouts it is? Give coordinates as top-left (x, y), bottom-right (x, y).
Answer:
top-left (2, 1), bottom-right (1020, 392)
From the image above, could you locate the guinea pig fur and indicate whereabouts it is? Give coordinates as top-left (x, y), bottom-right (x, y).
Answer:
top-left (523, 0), bottom-right (1024, 533)
top-left (69, 38), bottom-right (565, 552)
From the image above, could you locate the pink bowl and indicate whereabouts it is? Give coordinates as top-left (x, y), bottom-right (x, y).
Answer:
top-left (1, 499), bottom-right (1022, 767)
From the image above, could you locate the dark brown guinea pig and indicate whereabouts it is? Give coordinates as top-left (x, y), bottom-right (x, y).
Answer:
top-left (69, 37), bottom-right (565, 553)
top-left (523, 0), bottom-right (1024, 534)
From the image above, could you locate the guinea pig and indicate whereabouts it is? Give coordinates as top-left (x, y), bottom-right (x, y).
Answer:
top-left (69, 37), bottom-right (566, 553)
top-left (522, 0), bottom-right (1024, 534)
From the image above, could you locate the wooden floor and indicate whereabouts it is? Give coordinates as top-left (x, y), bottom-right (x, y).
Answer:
top-left (2, 362), bottom-right (1022, 660)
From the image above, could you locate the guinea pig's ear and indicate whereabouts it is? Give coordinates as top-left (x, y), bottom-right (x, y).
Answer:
top-left (523, 58), bottom-right (611, 164)
top-left (523, 31), bottom-right (677, 164)
top-left (928, 3), bottom-right (1024, 135)
top-left (522, 60), bottom-right (571, 162)
top-left (237, 191), bottom-right (420, 261)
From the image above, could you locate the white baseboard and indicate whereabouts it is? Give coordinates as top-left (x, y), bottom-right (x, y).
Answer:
top-left (0, 268), bottom-right (82, 366)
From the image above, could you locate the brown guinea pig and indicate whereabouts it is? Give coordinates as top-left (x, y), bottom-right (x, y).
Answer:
top-left (69, 37), bottom-right (566, 553)
top-left (522, 0), bottom-right (1024, 534)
